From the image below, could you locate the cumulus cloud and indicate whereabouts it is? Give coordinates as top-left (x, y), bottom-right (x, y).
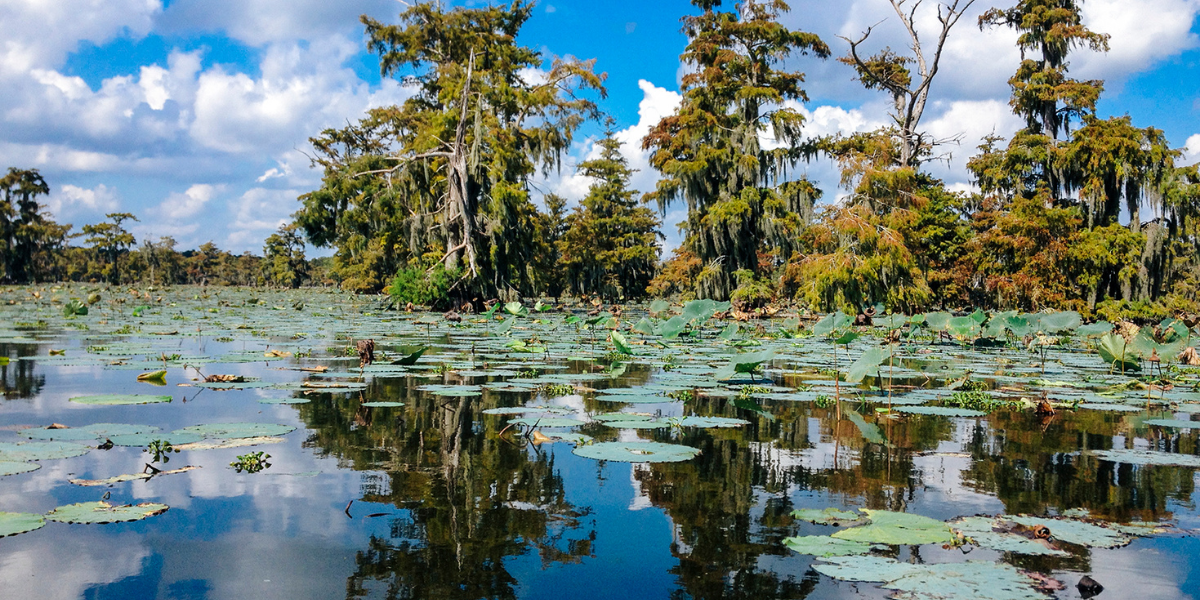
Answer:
top-left (1184, 133), bottom-right (1200, 166)
top-left (160, 183), bottom-right (220, 219)
top-left (43, 183), bottom-right (119, 220)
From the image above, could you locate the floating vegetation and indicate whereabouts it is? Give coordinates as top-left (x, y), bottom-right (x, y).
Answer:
top-left (45, 501), bottom-right (169, 524)
top-left (572, 441), bottom-right (701, 463)
top-left (0, 512), bottom-right (46, 537)
top-left (69, 394), bottom-right (172, 406)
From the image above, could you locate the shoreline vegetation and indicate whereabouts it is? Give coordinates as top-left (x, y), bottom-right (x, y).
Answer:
top-left (3, 0), bottom-right (1198, 323)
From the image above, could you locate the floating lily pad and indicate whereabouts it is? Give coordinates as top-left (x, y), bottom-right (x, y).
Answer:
top-left (258, 397), bottom-right (312, 405)
top-left (106, 432), bottom-right (205, 447)
top-left (0, 512), bottom-right (46, 537)
top-left (792, 508), bottom-right (863, 526)
top-left (69, 465), bottom-right (199, 486)
top-left (950, 516), bottom-right (1068, 556)
top-left (69, 394), bottom-right (172, 406)
top-left (508, 417), bottom-right (586, 428)
top-left (783, 535), bottom-right (880, 557)
top-left (813, 556), bottom-right (1045, 600)
top-left (45, 501), bottom-right (169, 524)
top-left (0, 441), bottom-right (90, 461)
top-left (831, 509), bottom-right (955, 545)
top-left (675, 416), bottom-right (750, 428)
top-left (174, 436), bottom-right (285, 451)
top-left (1144, 418), bottom-right (1200, 429)
top-left (177, 423), bottom-right (296, 439)
top-left (361, 401), bottom-right (405, 407)
top-left (21, 427), bottom-right (105, 442)
top-left (573, 441), bottom-right (701, 463)
top-left (894, 406), bottom-right (987, 417)
top-left (1091, 448), bottom-right (1200, 467)
top-left (0, 461), bottom-right (40, 476)
top-left (1077, 403), bottom-right (1142, 412)
top-left (1009, 516), bottom-right (1131, 548)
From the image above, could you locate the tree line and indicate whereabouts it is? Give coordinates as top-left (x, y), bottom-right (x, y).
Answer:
top-left (0, 169), bottom-right (321, 288)
top-left (8, 0), bottom-right (1200, 321)
top-left (291, 0), bottom-right (1200, 319)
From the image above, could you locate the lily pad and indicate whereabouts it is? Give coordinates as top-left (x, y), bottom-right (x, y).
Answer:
top-left (813, 556), bottom-right (1045, 600)
top-left (950, 516), bottom-right (1068, 556)
top-left (361, 401), bottom-right (405, 407)
top-left (894, 406), bottom-right (987, 417)
top-left (0, 461), bottom-right (40, 476)
top-left (106, 432), bottom-right (205, 447)
top-left (177, 423), bottom-right (296, 439)
top-left (0, 441), bottom-right (90, 461)
top-left (831, 509), bottom-right (955, 545)
top-left (1144, 418), bottom-right (1200, 429)
top-left (1009, 515), bottom-right (1130, 548)
top-left (508, 417), bottom-right (586, 428)
top-left (45, 501), bottom-right (169, 524)
top-left (173, 436), bottom-right (285, 451)
top-left (792, 508), bottom-right (863, 526)
top-left (69, 394), bottom-right (172, 406)
top-left (0, 512), bottom-right (46, 537)
top-left (1091, 448), bottom-right (1200, 467)
top-left (783, 535), bottom-right (880, 557)
top-left (675, 416), bottom-right (750, 428)
top-left (573, 441), bottom-right (701, 463)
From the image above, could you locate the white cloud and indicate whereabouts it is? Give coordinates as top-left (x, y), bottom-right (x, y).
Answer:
top-left (160, 183), bottom-right (220, 219)
top-left (43, 183), bottom-right (119, 220)
top-left (155, 0), bottom-right (396, 47)
top-left (1184, 133), bottom-right (1200, 166)
top-left (1076, 0), bottom-right (1200, 79)
top-left (0, 0), bottom-right (160, 74)
top-left (223, 187), bottom-right (301, 250)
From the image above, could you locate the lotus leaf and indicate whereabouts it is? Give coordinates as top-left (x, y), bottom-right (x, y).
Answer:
top-left (813, 556), bottom-right (1044, 600)
top-left (70, 465), bottom-right (199, 486)
top-left (0, 461), bottom-right (40, 476)
top-left (46, 501), bottom-right (169, 524)
top-left (831, 509), bottom-right (955, 545)
top-left (361, 401), bottom-right (405, 407)
top-left (573, 441), bottom-right (701, 463)
top-left (894, 406), bottom-right (986, 417)
top-left (107, 432), bottom-right (204, 447)
top-left (508, 417), bottom-right (585, 428)
top-left (950, 516), bottom-right (1068, 556)
top-left (1144, 418), bottom-right (1200, 429)
top-left (177, 423), bottom-right (296, 439)
top-left (1097, 333), bottom-right (1140, 371)
top-left (675, 416), bottom-right (749, 428)
top-left (847, 346), bottom-right (891, 383)
top-left (0, 441), bottom-right (90, 461)
top-left (1008, 515), bottom-right (1130, 548)
top-left (792, 508), bottom-right (863, 525)
top-left (783, 535), bottom-right (879, 557)
top-left (0, 512), bottom-right (46, 537)
top-left (173, 436), bottom-right (286, 451)
top-left (70, 394), bottom-right (172, 405)
top-left (1091, 448), bottom-right (1200, 467)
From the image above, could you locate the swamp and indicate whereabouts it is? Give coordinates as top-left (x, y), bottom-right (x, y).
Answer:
top-left (0, 285), bottom-right (1198, 599)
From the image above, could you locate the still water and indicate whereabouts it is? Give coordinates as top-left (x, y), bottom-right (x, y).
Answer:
top-left (0, 292), bottom-right (1197, 600)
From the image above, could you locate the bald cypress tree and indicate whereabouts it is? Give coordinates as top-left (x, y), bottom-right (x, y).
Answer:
top-left (643, 0), bottom-right (829, 300)
top-left (559, 125), bottom-right (660, 300)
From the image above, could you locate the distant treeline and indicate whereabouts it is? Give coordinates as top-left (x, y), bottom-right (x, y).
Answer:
top-left (0, 169), bottom-right (322, 288)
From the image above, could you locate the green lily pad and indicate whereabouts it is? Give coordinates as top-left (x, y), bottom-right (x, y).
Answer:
top-left (1009, 516), bottom-right (1131, 548)
top-left (508, 417), bottom-right (586, 428)
top-left (1144, 418), bottom-right (1200, 429)
top-left (675, 416), bottom-right (749, 428)
top-left (950, 516), bottom-right (1068, 556)
top-left (21, 427), bottom-right (105, 442)
top-left (831, 509), bottom-right (955, 545)
top-left (573, 441), bottom-right (701, 463)
top-left (1077, 403), bottom-right (1142, 412)
top-left (45, 501), bottom-right (169, 524)
top-left (792, 508), bottom-right (863, 525)
top-left (106, 432), bottom-right (205, 447)
top-left (258, 397), bottom-right (312, 405)
top-left (813, 556), bottom-right (1045, 600)
top-left (0, 512), bottom-right (46, 537)
top-left (0, 461), bottom-right (40, 476)
top-left (177, 423), bottom-right (296, 439)
top-left (361, 401), bottom-right (405, 407)
top-left (783, 535), bottom-right (880, 557)
top-left (894, 406), bottom-right (987, 417)
top-left (1091, 448), bottom-right (1200, 467)
top-left (69, 394), bottom-right (172, 406)
top-left (0, 441), bottom-right (90, 461)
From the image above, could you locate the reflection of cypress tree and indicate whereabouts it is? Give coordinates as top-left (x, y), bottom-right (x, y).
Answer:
top-left (290, 376), bottom-right (594, 600)
top-left (0, 349), bottom-right (45, 400)
top-left (960, 412), bottom-right (1196, 521)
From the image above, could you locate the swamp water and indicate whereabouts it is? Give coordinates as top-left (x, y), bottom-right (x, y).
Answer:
top-left (0, 286), bottom-right (1198, 599)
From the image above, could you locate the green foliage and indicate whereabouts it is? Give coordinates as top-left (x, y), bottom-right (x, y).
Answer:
top-left (944, 391), bottom-right (1019, 412)
top-left (230, 451), bottom-right (271, 474)
top-left (643, 0), bottom-right (829, 300)
top-left (558, 124), bottom-right (660, 300)
top-left (388, 264), bottom-right (461, 308)
top-left (145, 440), bottom-right (179, 464)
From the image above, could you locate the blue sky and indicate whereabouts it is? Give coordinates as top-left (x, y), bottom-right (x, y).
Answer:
top-left (1, 0), bottom-right (1197, 255)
